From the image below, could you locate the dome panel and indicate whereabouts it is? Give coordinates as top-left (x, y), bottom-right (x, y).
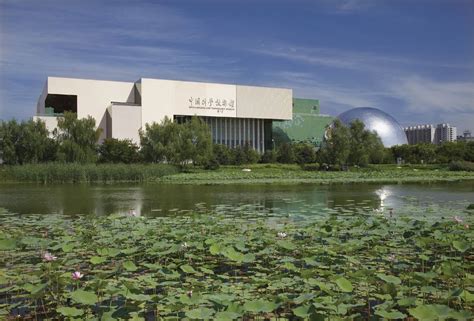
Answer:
top-left (337, 107), bottom-right (408, 147)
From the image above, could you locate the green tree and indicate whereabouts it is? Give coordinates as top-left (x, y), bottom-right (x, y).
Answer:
top-left (230, 144), bottom-right (260, 165)
top-left (182, 116), bottom-right (213, 166)
top-left (55, 112), bottom-right (100, 163)
top-left (260, 150), bottom-right (277, 163)
top-left (139, 118), bottom-right (172, 163)
top-left (346, 120), bottom-right (384, 166)
top-left (140, 116), bottom-right (212, 167)
top-left (319, 119), bottom-right (350, 166)
top-left (232, 146), bottom-right (247, 165)
top-left (436, 142), bottom-right (466, 163)
top-left (0, 119), bottom-right (56, 165)
top-left (465, 141), bottom-right (474, 162)
top-left (293, 142), bottom-right (316, 165)
top-left (98, 138), bottom-right (140, 163)
top-left (277, 143), bottom-right (295, 164)
top-left (213, 144), bottom-right (234, 165)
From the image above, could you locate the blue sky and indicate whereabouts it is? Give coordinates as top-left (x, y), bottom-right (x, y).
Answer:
top-left (1, 0), bottom-right (473, 132)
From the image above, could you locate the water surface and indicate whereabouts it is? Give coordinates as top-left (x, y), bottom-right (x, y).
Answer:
top-left (0, 181), bottom-right (472, 216)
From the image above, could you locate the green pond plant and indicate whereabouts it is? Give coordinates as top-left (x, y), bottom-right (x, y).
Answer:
top-left (0, 205), bottom-right (472, 320)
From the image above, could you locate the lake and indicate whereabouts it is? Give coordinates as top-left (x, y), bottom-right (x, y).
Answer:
top-left (0, 181), bottom-right (472, 217)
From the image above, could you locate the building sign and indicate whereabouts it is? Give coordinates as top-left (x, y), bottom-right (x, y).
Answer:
top-left (188, 97), bottom-right (235, 114)
top-left (175, 82), bottom-right (237, 117)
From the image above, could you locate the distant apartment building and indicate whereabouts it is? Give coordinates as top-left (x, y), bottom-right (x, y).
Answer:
top-left (404, 124), bottom-right (436, 144)
top-left (457, 130), bottom-right (474, 142)
top-left (404, 123), bottom-right (457, 145)
top-left (434, 123), bottom-right (457, 144)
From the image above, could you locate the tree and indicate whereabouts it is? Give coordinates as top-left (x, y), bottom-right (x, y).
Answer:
top-left (436, 142), bottom-right (466, 163)
top-left (230, 144), bottom-right (260, 165)
top-left (260, 150), bottom-right (277, 163)
top-left (213, 144), bottom-right (233, 165)
top-left (182, 116), bottom-right (213, 166)
top-left (319, 119), bottom-right (350, 166)
top-left (0, 119), bottom-right (56, 165)
top-left (139, 116), bottom-right (212, 167)
top-left (139, 118), bottom-right (173, 163)
top-left (346, 120), bottom-right (385, 166)
top-left (465, 142), bottom-right (474, 162)
top-left (293, 142), bottom-right (316, 165)
top-left (277, 143), bottom-right (295, 164)
top-left (55, 112), bottom-right (101, 163)
top-left (98, 138), bottom-right (140, 163)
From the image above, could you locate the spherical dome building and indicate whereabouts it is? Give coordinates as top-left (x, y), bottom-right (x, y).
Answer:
top-left (337, 107), bottom-right (408, 147)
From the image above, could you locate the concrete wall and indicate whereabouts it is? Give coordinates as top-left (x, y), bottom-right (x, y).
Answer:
top-left (141, 78), bottom-right (238, 128)
top-left (236, 85), bottom-right (292, 120)
top-left (36, 80), bottom-right (48, 115)
top-left (108, 104), bottom-right (141, 144)
top-left (33, 115), bottom-right (58, 137)
top-left (46, 77), bottom-right (136, 141)
top-left (141, 78), bottom-right (292, 128)
top-left (37, 77), bottom-right (293, 144)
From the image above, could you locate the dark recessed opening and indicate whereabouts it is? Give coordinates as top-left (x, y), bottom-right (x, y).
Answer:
top-left (45, 94), bottom-right (77, 114)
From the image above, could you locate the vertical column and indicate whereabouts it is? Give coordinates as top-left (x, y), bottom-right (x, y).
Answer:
top-left (252, 119), bottom-right (256, 150)
top-left (243, 118), bottom-right (246, 145)
top-left (262, 120), bottom-right (265, 151)
top-left (220, 118), bottom-right (223, 145)
top-left (237, 119), bottom-right (240, 146)
top-left (213, 118), bottom-right (218, 144)
top-left (224, 118), bottom-right (228, 147)
top-left (257, 119), bottom-right (262, 153)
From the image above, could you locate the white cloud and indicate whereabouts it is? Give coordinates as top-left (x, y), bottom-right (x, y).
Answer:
top-left (390, 76), bottom-right (474, 114)
top-left (261, 71), bottom-right (378, 115)
top-left (249, 44), bottom-right (471, 73)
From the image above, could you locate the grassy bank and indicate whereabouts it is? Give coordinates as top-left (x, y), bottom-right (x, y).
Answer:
top-left (1, 163), bottom-right (473, 184)
top-left (0, 206), bottom-right (472, 319)
top-left (159, 163), bottom-right (474, 185)
top-left (0, 163), bottom-right (179, 183)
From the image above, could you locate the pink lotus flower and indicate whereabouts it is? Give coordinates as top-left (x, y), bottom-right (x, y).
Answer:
top-left (453, 216), bottom-right (464, 223)
top-left (42, 252), bottom-right (57, 262)
top-left (72, 271), bottom-right (84, 280)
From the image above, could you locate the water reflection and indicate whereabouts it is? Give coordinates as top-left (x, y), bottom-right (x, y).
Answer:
top-left (0, 181), bottom-right (472, 216)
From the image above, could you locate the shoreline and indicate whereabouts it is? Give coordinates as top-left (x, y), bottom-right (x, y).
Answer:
top-left (1, 163), bottom-right (473, 185)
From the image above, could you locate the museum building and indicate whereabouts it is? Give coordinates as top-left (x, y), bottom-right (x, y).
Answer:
top-left (35, 77), bottom-right (292, 153)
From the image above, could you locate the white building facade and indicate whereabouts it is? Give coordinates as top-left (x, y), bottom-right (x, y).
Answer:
top-left (34, 77), bottom-right (292, 152)
top-left (404, 123), bottom-right (457, 145)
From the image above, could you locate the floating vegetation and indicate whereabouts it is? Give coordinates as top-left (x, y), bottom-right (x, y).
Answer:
top-left (0, 206), bottom-right (473, 320)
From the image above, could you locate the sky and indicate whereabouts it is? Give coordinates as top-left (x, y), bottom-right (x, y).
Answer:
top-left (1, 0), bottom-right (473, 132)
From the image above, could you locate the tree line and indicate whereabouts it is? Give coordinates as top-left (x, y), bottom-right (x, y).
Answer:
top-left (1, 113), bottom-right (473, 169)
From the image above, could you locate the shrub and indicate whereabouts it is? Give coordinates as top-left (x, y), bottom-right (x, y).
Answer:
top-left (212, 144), bottom-right (233, 165)
top-left (204, 157), bottom-right (220, 170)
top-left (294, 143), bottom-right (316, 165)
top-left (260, 150), bottom-right (277, 163)
top-left (302, 163), bottom-right (320, 171)
top-left (55, 112), bottom-right (100, 163)
top-left (0, 119), bottom-right (56, 165)
top-left (98, 138), bottom-right (140, 164)
top-left (276, 143), bottom-right (295, 164)
top-left (3, 163), bottom-right (179, 183)
top-left (448, 161), bottom-right (474, 172)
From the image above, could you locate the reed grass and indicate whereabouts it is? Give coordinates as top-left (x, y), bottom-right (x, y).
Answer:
top-left (0, 163), bottom-right (179, 183)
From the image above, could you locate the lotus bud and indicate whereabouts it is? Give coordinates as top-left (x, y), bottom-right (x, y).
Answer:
top-left (42, 252), bottom-right (57, 262)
